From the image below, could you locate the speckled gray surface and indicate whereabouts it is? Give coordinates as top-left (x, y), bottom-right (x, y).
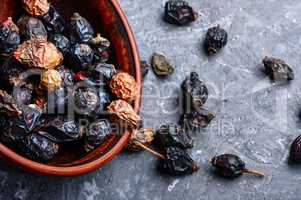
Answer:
top-left (2, 0), bottom-right (301, 199)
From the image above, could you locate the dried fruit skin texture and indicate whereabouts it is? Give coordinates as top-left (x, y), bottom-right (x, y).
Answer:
top-left (42, 5), bottom-right (66, 34)
top-left (109, 72), bottom-right (137, 101)
top-left (126, 128), bottom-right (154, 151)
top-left (107, 100), bottom-right (141, 127)
top-left (49, 34), bottom-right (70, 55)
top-left (152, 53), bottom-right (174, 76)
top-left (22, 0), bottom-right (50, 17)
top-left (204, 26), bottom-right (228, 55)
top-left (211, 154), bottom-right (245, 178)
top-left (0, 17), bottom-right (20, 54)
top-left (40, 69), bottom-right (62, 92)
top-left (17, 16), bottom-right (47, 40)
top-left (13, 38), bottom-right (63, 69)
top-left (164, 0), bottom-right (198, 26)
top-left (70, 13), bottom-right (94, 43)
top-left (290, 135), bottom-right (301, 163)
top-left (68, 43), bottom-right (94, 71)
top-left (0, 89), bottom-right (22, 117)
top-left (263, 56), bottom-right (294, 82)
top-left (159, 146), bottom-right (199, 175)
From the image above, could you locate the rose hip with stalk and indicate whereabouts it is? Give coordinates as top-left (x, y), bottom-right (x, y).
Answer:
top-left (210, 154), bottom-right (264, 178)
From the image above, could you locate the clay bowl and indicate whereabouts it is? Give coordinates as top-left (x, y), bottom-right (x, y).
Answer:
top-left (0, 0), bottom-right (141, 176)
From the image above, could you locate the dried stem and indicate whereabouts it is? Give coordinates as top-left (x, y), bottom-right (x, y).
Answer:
top-left (134, 140), bottom-right (165, 160)
top-left (242, 168), bottom-right (265, 177)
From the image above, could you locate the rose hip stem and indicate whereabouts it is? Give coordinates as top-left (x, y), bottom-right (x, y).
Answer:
top-left (134, 140), bottom-right (166, 160)
top-left (242, 168), bottom-right (265, 177)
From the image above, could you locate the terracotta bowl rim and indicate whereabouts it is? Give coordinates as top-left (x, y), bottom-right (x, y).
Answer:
top-left (0, 0), bottom-right (142, 176)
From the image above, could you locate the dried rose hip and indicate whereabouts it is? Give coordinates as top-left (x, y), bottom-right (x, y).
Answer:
top-left (70, 13), bottom-right (94, 43)
top-left (20, 104), bottom-right (43, 132)
top-left (126, 128), bottom-right (154, 151)
top-left (90, 33), bottom-right (110, 63)
top-left (159, 146), bottom-right (199, 175)
top-left (289, 135), bottom-right (301, 163)
top-left (74, 87), bottom-right (99, 116)
top-left (164, 0), bottom-right (198, 26)
top-left (263, 56), bottom-right (294, 82)
top-left (14, 83), bottom-right (33, 105)
top-left (156, 123), bottom-right (194, 149)
top-left (22, 0), bottom-right (50, 17)
top-left (17, 16), bottom-right (47, 40)
top-left (204, 26), bottom-right (228, 55)
top-left (152, 53), bottom-right (174, 76)
top-left (181, 108), bottom-right (215, 131)
top-left (49, 34), bottom-right (70, 56)
top-left (13, 37), bottom-right (63, 69)
top-left (45, 86), bottom-right (71, 114)
top-left (0, 17), bottom-right (20, 55)
top-left (35, 116), bottom-right (82, 143)
top-left (56, 65), bottom-right (74, 87)
top-left (40, 69), bottom-right (62, 92)
top-left (84, 119), bottom-right (112, 152)
top-left (107, 100), bottom-right (141, 127)
top-left (68, 43), bottom-right (94, 71)
top-left (21, 133), bottom-right (59, 162)
top-left (41, 5), bottom-right (66, 34)
top-left (0, 89), bottom-right (22, 117)
top-left (181, 72), bottom-right (208, 112)
top-left (109, 72), bottom-right (137, 101)
top-left (97, 88), bottom-right (112, 114)
top-left (0, 116), bottom-right (27, 145)
top-left (211, 154), bottom-right (264, 178)
top-left (86, 63), bottom-right (116, 84)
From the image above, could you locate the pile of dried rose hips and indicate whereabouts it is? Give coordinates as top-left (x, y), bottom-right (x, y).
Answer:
top-left (0, 0), bottom-right (141, 162)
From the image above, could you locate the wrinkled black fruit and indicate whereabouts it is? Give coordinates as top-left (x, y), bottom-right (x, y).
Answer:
top-left (0, 116), bottom-right (27, 145)
top-left (263, 56), bottom-right (294, 82)
top-left (211, 154), bottom-right (245, 178)
top-left (56, 65), bottom-right (74, 87)
top-left (181, 108), bottom-right (215, 131)
top-left (46, 87), bottom-right (72, 115)
top-left (86, 63), bottom-right (116, 84)
top-left (159, 146), bottom-right (199, 175)
top-left (17, 16), bottom-right (47, 40)
top-left (69, 13), bottom-right (94, 43)
top-left (74, 87), bottom-right (99, 116)
top-left (98, 88), bottom-right (112, 113)
top-left (0, 58), bottom-right (26, 91)
top-left (156, 123), bottom-right (193, 149)
top-left (0, 89), bottom-right (22, 117)
top-left (36, 116), bottom-right (81, 143)
top-left (164, 0), bottom-right (198, 26)
top-left (0, 18), bottom-right (20, 55)
top-left (182, 72), bottom-right (208, 113)
top-left (90, 34), bottom-right (111, 63)
top-left (21, 133), bottom-right (59, 162)
top-left (289, 135), bottom-right (301, 163)
top-left (141, 60), bottom-right (149, 78)
top-left (85, 119), bottom-right (112, 152)
top-left (68, 43), bottom-right (94, 71)
top-left (19, 104), bottom-right (43, 132)
top-left (204, 26), bottom-right (228, 55)
top-left (49, 34), bottom-right (70, 55)
top-left (42, 5), bottom-right (66, 34)
top-left (13, 84), bottom-right (33, 105)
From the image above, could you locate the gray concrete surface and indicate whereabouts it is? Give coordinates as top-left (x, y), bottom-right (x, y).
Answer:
top-left (1, 0), bottom-right (301, 199)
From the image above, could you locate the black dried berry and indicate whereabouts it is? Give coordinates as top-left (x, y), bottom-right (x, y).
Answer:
top-left (87, 63), bottom-right (116, 83)
top-left (156, 123), bottom-right (194, 149)
top-left (0, 17), bottom-right (20, 55)
top-left (141, 60), bottom-right (150, 78)
top-left (46, 87), bottom-right (72, 115)
top-left (159, 146), bottom-right (199, 175)
top-left (17, 16), bottom-right (47, 40)
top-left (181, 72), bottom-right (208, 113)
top-left (98, 88), bottom-right (112, 114)
top-left (69, 13), bottom-right (94, 43)
top-left (289, 135), bottom-right (301, 163)
top-left (181, 108), bottom-right (215, 131)
top-left (84, 119), bottom-right (112, 152)
top-left (211, 154), bottom-right (264, 178)
top-left (0, 89), bottom-right (22, 117)
top-left (21, 133), bottom-right (59, 162)
top-left (0, 116), bottom-right (27, 145)
top-left (36, 116), bottom-right (82, 143)
top-left (263, 56), bottom-right (294, 82)
top-left (19, 104), bottom-right (43, 132)
top-left (90, 33), bottom-right (110, 63)
top-left (204, 26), bottom-right (228, 55)
top-left (74, 87), bottom-right (99, 116)
top-left (56, 65), bottom-right (74, 87)
top-left (68, 43), bottom-right (94, 71)
top-left (13, 83), bottom-right (33, 105)
top-left (41, 5), bottom-right (66, 34)
top-left (49, 34), bottom-right (70, 56)
top-left (164, 0), bottom-right (198, 26)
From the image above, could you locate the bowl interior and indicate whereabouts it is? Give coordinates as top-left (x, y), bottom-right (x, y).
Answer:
top-left (0, 0), bottom-right (140, 170)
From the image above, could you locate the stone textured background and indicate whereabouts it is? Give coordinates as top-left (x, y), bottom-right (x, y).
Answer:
top-left (1, 0), bottom-right (301, 199)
